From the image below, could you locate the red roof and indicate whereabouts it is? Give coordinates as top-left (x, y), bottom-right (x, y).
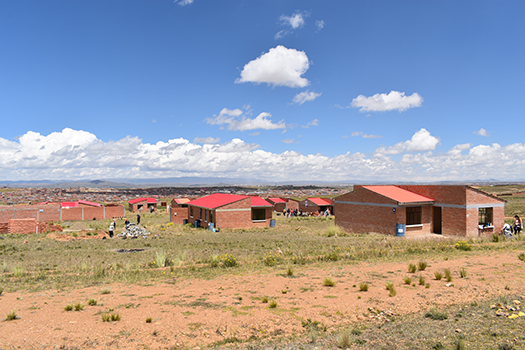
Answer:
top-left (61, 200), bottom-right (101, 208)
top-left (251, 196), bottom-right (273, 207)
top-left (308, 198), bottom-right (332, 206)
top-left (129, 197), bottom-right (157, 205)
top-left (363, 185), bottom-right (434, 204)
top-left (268, 197), bottom-right (287, 204)
top-left (61, 201), bottom-right (78, 208)
top-left (187, 193), bottom-right (249, 209)
top-left (78, 200), bottom-right (101, 207)
top-left (187, 193), bottom-right (272, 209)
top-left (173, 198), bottom-right (191, 204)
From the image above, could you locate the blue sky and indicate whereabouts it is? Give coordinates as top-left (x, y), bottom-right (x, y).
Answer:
top-left (1, 1), bottom-right (524, 182)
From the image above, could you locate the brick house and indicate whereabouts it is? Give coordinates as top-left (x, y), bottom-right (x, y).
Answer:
top-left (334, 185), bottom-right (505, 237)
top-left (169, 198), bottom-right (190, 225)
top-left (300, 198), bottom-right (333, 215)
top-left (128, 198), bottom-right (157, 212)
top-left (186, 193), bottom-right (273, 229)
top-left (267, 198), bottom-right (287, 213)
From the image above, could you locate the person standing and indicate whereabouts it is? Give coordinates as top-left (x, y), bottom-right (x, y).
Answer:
top-left (109, 222), bottom-right (114, 238)
top-left (137, 214), bottom-right (141, 225)
top-left (513, 215), bottom-right (522, 235)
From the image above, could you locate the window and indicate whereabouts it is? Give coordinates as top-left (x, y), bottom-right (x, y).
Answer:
top-left (406, 206), bottom-right (422, 225)
top-left (252, 208), bottom-right (266, 221)
top-left (479, 207), bottom-right (493, 226)
top-left (190, 207), bottom-right (193, 217)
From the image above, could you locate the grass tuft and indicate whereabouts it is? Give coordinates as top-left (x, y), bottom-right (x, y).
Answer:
top-left (460, 268), bottom-right (467, 278)
top-left (359, 282), bottom-right (369, 292)
top-left (417, 260), bottom-right (428, 271)
top-left (424, 307), bottom-right (448, 320)
top-left (403, 276), bottom-right (411, 285)
top-left (323, 277), bottom-right (336, 287)
top-left (434, 271), bottom-right (443, 280)
top-left (408, 263), bottom-right (417, 273)
top-left (5, 310), bottom-right (17, 321)
top-left (444, 268), bottom-right (453, 282)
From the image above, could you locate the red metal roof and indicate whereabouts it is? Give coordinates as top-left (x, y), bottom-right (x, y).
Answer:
top-left (129, 197), bottom-right (157, 205)
top-left (78, 200), bottom-right (101, 207)
top-left (61, 201), bottom-right (78, 208)
top-left (268, 197), bottom-right (287, 204)
top-left (363, 185), bottom-right (434, 204)
top-left (308, 198), bottom-right (332, 206)
top-left (251, 196), bottom-right (273, 207)
top-left (187, 193), bottom-right (249, 209)
top-left (173, 198), bottom-right (191, 204)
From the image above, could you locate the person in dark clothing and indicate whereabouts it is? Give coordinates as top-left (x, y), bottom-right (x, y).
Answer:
top-left (137, 214), bottom-right (141, 225)
top-left (125, 218), bottom-right (130, 228)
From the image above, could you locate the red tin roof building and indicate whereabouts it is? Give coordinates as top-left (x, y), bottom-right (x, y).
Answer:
top-left (334, 185), bottom-right (505, 237)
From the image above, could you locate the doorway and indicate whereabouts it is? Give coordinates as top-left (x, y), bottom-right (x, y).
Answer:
top-left (433, 206), bottom-right (442, 234)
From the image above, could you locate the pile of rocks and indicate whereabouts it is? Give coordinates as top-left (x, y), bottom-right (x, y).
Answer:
top-left (117, 225), bottom-right (150, 239)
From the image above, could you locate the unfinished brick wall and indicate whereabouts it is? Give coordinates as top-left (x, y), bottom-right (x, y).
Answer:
top-left (0, 222), bottom-right (7, 234)
top-left (0, 204), bottom-right (61, 222)
top-left (105, 205), bottom-right (125, 218)
top-left (8, 218), bottom-right (38, 234)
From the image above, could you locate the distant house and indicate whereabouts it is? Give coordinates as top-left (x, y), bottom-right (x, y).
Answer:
top-left (169, 198), bottom-right (191, 225)
top-left (186, 193), bottom-right (273, 229)
top-left (267, 197), bottom-right (287, 213)
top-left (334, 185), bottom-right (505, 237)
top-left (300, 198), bottom-right (333, 215)
top-left (128, 198), bottom-right (157, 212)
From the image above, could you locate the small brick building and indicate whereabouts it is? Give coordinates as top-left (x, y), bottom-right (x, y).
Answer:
top-left (300, 198), bottom-right (333, 215)
top-left (169, 198), bottom-right (190, 225)
top-left (334, 185), bottom-right (505, 237)
top-left (267, 198), bottom-right (287, 212)
top-left (186, 193), bottom-right (273, 229)
top-left (128, 198), bottom-right (157, 212)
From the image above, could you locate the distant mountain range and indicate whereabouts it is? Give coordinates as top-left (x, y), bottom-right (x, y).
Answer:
top-left (0, 177), bottom-right (520, 189)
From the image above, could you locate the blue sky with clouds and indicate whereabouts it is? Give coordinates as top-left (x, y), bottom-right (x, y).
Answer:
top-left (1, 1), bottom-right (524, 182)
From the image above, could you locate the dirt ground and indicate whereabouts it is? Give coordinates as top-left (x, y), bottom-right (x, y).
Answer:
top-left (1, 250), bottom-right (524, 349)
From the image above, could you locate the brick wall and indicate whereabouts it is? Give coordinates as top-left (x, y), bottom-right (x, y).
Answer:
top-left (0, 222), bottom-right (7, 234)
top-left (170, 207), bottom-right (189, 224)
top-left (105, 204), bottom-right (125, 218)
top-left (8, 218), bottom-right (38, 234)
top-left (286, 200), bottom-right (299, 211)
top-left (215, 197), bottom-right (252, 229)
top-left (62, 207), bottom-right (83, 221)
top-left (0, 204), bottom-right (61, 222)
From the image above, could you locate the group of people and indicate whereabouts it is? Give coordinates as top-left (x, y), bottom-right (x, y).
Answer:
top-left (282, 207), bottom-right (331, 218)
top-left (108, 214), bottom-right (141, 238)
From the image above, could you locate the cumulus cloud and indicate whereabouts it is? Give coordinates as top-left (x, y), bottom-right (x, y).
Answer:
top-left (375, 129), bottom-right (439, 155)
top-left (193, 137), bottom-right (220, 144)
top-left (301, 119), bottom-right (319, 128)
top-left (351, 91), bottom-right (423, 112)
top-left (293, 90), bottom-right (321, 104)
top-left (206, 108), bottom-right (286, 131)
top-left (2, 128), bottom-right (525, 183)
top-left (474, 128), bottom-right (490, 137)
top-left (235, 46), bottom-right (310, 88)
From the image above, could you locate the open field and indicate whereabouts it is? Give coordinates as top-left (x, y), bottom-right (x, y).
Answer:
top-left (2, 187), bottom-right (525, 349)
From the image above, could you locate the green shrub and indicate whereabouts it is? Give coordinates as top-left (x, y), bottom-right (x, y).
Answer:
top-left (419, 275), bottom-right (425, 285)
top-left (323, 277), bottom-right (336, 287)
top-left (385, 282), bottom-right (396, 297)
top-left (286, 266), bottom-right (294, 276)
top-left (74, 302), bottom-right (84, 311)
top-left (455, 241), bottom-right (472, 251)
top-left (444, 269), bottom-right (453, 282)
top-left (64, 304), bottom-right (73, 311)
top-left (220, 253), bottom-right (238, 268)
top-left (403, 276), bottom-right (411, 285)
top-left (5, 310), bottom-right (17, 321)
top-left (88, 299), bottom-right (97, 306)
top-left (417, 260), bottom-right (428, 271)
top-left (408, 263), bottom-right (417, 273)
top-left (146, 317), bottom-right (152, 323)
top-left (359, 283), bottom-right (369, 292)
top-left (460, 268), bottom-right (467, 278)
top-left (261, 296), bottom-right (269, 303)
top-left (434, 271), bottom-right (443, 280)
top-left (518, 253), bottom-right (525, 262)
top-left (263, 253), bottom-right (283, 267)
top-left (425, 308), bottom-right (448, 320)
top-left (268, 300), bottom-right (278, 308)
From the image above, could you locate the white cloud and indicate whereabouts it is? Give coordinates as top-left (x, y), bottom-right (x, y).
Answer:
top-left (315, 20), bottom-right (325, 30)
top-left (275, 12), bottom-right (308, 39)
top-left (280, 12), bottom-right (306, 29)
top-left (351, 91), bottom-right (423, 112)
top-left (3, 128), bottom-right (525, 183)
top-left (193, 137), bottom-right (220, 144)
top-left (293, 90), bottom-right (321, 104)
top-left (282, 139), bottom-right (295, 144)
top-left (474, 128), bottom-right (490, 137)
top-left (205, 108), bottom-right (285, 131)
top-left (363, 134), bottom-right (383, 139)
top-left (235, 46), bottom-right (310, 88)
top-left (351, 131), bottom-right (363, 137)
top-left (301, 119), bottom-right (319, 128)
top-left (375, 129), bottom-right (439, 155)
top-left (175, 0), bottom-right (194, 5)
